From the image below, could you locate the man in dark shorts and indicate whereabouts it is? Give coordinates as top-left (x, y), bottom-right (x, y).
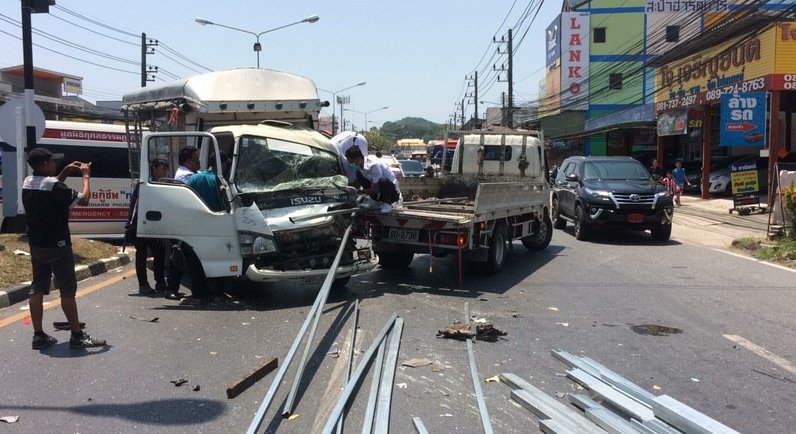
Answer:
top-left (22, 148), bottom-right (107, 350)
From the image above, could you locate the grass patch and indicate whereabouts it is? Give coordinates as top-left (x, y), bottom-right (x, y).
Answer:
top-left (731, 236), bottom-right (796, 266)
top-left (0, 234), bottom-right (120, 289)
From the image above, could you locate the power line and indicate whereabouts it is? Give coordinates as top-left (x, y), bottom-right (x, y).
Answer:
top-left (49, 12), bottom-right (138, 47)
top-left (53, 4), bottom-right (138, 38)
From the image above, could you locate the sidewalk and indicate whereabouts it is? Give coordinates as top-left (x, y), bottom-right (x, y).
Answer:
top-left (673, 194), bottom-right (770, 248)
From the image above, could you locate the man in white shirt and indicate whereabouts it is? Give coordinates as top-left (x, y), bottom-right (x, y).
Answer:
top-left (331, 131), bottom-right (369, 183)
top-left (344, 146), bottom-right (401, 213)
top-left (174, 146), bottom-right (200, 183)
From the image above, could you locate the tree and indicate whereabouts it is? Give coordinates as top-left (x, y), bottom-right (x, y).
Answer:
top-left (364, 130), bottom-right (392, 153)
top-left (380, 117), bottom-right (445, 143)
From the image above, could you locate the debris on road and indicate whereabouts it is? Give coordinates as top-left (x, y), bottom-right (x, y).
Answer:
top-left (193, 384), bottom-right (201, 392)
top-left (326, 349), bottom-right (340, 358)
top-left (554, 322), bottom-right (569, 327)
top-left (484, 375), bottom-right (501, 383)
top-left (402, 358), bottom-right (433, 368)
top-left (431, 362), bottom-right (446, 372)
top-left (13, 249), bottom-right (30, 256)
top-left (690, 377), bottom-right (700, 383)
top-left (53, 321), bottom-right (85, 330)
top-left (547, 306), bottom-right (559, 312)
top-left (287, 414), bottom-right (299, 421)
top-left (170, 378), bottom-right (188, 387)
top-left (437, 320), bottom-right (507, 342)
top-left (0, 416), bottom-right (20, 424)
top-left (129, 316), bottom-right (159, 323)
top-left (226, 357), bottom-right (278, 399)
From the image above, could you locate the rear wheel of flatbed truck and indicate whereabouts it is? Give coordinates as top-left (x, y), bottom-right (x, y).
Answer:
top-left (480, 224), bottom-right (507, 275)
top-left (521, 214), bottom-right (553, 251)
top-left (377, 247), bottom-right (414, 270)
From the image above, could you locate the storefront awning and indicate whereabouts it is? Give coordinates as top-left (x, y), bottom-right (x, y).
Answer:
top-left (583, 103), bottom-right (656, 134)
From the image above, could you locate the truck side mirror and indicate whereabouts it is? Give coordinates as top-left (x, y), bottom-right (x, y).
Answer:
top-left (565, 173), bottom-right (579, 182)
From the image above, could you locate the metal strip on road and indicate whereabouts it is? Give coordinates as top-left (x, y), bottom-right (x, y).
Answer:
top-left (361, 340), bottom-right (387, 434)
top-left (336, 299), bottom-right (360, 434)
top-left (247, 222), bottom-right (355, 434)
top-left (412, 416), bottom-right (429, 434)
top-left (373, 316), bottom-right (404, 434)
top-left (464, 302), bottom-right (493, 434)
top-left (321, 314), bottom-right (400, 434)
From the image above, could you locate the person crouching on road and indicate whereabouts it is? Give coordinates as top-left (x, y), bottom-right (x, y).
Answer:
top-left (344, 146), bottom-right (401, 213)
top-left (22, 148), bottom-right (107, 350)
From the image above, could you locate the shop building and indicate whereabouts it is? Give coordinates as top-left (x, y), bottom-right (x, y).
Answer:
top-left (653, 19), bottom-right (796, 200)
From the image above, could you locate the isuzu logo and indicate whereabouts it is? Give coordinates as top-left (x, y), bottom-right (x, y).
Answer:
top-left (290, 195), bottom-right (323, 206)
top-left (630, 194), bottom-right (640, 202)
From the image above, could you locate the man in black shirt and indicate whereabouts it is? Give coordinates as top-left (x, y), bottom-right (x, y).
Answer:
top-left (22, 148), bottom-right (107, 350)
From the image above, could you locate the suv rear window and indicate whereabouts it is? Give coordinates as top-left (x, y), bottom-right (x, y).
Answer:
top-left (583, 160), bottom-right (651, 181)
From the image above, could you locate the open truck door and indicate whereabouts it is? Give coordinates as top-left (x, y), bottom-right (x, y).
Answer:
top-left (136, 132), bottom-right (241, 278)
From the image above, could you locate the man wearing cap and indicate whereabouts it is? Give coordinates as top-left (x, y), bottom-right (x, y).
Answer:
top-left (22, 147), bottom-right (106, 350)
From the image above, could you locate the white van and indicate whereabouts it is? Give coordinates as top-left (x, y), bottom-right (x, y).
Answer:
top-left (37, 121), bottom-right (132, 237)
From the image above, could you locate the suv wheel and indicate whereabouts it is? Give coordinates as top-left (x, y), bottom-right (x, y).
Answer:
top-left (651, 224), bottom-right (672, 242)
top-left (574, 205), bottom-right (591, 241)
top-left (522, 215), bottom-right (553, 251)
top-left (552, 197), bottom-right (567, 229)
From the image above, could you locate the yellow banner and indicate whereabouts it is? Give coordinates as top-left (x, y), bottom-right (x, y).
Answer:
top-left (731, 170), bottom-right (759, 195)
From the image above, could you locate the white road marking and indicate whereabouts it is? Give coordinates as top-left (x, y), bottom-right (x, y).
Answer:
top-left (713, 249), bottom-right (796, 274)
top-left (723, 334), bottom-right (796, 376)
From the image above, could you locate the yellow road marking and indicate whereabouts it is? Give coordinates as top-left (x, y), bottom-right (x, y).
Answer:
top-left (0, 269), bottom-right (136, 329)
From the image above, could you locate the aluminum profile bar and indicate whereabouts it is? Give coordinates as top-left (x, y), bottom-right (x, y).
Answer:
top-left (538, 416), bottom-right (595, 434)
top-left (289, 207), bottom-right (366, 224)
top-left (642, 418), bottom-right (686, 434)
top-left (246, 222), bottom-right (354, 434)
top-left (578, 356), bottom-right (658, 404)
top-left (361, 340), bottom-right (387, 434)
top-left (629, 419), bottom-right (659, 434)
top-left (650, 395), bottom-right (741, 434)
top-left (336, 299), bottom-right (360, 434)
top-left (373, 316), bottom-right (405, 434)
top-left (509, 389), bottom-right (601, 432)
top-left (321, 315), bottom-right (400, 434)
top-left (412, 416), bottom-right (430, 434)
top-left (567, 369), bottom-right (655, 422)
top-left (463, 303), bottom-right (493, 434)
top-left (569, 394), bottom-right (638, 434)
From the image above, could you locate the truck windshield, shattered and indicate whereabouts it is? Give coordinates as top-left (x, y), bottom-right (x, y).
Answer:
top-left (235, 135), bottom-right (345, 192)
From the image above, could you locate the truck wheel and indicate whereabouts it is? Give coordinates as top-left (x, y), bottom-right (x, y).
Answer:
top-left (651, 224), bottom-right (672, 242)
top-left (574, 205), bottom-right (591, 241)
top-left (521, 215), bottom-right (553, 251)
top-left (482, 224), bottom-right (507, 275)
top-left (552, 197), bottom-right (567, 229)
top-left (378, 249), bottom-right (414, 270)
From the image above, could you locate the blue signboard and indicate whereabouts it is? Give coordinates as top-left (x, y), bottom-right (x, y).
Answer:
top-left (720, 92), bottom-right (767, 147)
top-left (546, 15), bottom-right (561, 69)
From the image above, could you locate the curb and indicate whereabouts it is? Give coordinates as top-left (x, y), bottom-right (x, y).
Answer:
top-left (0, 252), bottom-right (130, 309)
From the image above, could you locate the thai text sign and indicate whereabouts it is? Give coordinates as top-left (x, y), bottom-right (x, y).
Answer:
top-left (730, 159), bottom-right (760, 207)
top-left (720, 92), bottom-right (767, 147)
top-left (645, 0), bottom-right (729, 13)
top-left (561, 12), bottom-right (590, 111)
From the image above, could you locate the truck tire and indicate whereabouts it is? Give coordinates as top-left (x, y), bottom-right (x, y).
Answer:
top-left (574, 205), bottom-right (591, 241)
top-left (552, 197), bottom-right (567, 229)
top-left (651, 224), bottom-right (672, 242)
top-left (378, 248), bottom-right (414, 270)
top-left (521, 215), bottom-right (553, 251)
top-left (482, 224), bottom-right (507, 275)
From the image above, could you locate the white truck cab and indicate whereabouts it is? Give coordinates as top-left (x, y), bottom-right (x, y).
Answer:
top-left (124, 69), bottom-right (377, 285)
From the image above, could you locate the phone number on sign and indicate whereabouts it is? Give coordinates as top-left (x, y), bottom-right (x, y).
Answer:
top-left (705, 77), bottom-right (766, 102)
top-left (655, 95), bottom-right (697, 112)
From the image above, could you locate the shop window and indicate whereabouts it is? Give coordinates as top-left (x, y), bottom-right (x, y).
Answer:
top-left (609, 73), bottom-right (623, 90)
top-left (666, 26), bottom-right (680, 43)
top-left (594, 27), bottom-right (606, 43)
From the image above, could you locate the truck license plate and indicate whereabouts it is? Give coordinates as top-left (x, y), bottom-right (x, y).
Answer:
top-left (627, 213), bottom-right (644, 223)
top-left (388, 228), bottom-right (419, 242)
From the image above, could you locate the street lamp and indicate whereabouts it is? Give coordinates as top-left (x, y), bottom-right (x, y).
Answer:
top-left (195, 15), bottom-right (319, 68)
top-left (343, 106), bottom-right (389, 132)
top-left (318, 81), bottom-right (366, 135)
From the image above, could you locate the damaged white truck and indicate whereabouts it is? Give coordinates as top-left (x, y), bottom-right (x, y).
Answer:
top-left (122, 68), bottom-right (377, 286)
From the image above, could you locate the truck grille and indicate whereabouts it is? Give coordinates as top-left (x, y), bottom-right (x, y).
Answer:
top-left (612, 193), bottom-right (655, 207)
top-left (272, 222), bottom-right (353, 270)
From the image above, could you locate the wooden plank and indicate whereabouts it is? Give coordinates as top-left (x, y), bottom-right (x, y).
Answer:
top-left (651, 395), bottom-right (741, 434)
top-left (226, 357), bottom-right (278, 399)
top-left (567, 369), bottom-right (655, 422)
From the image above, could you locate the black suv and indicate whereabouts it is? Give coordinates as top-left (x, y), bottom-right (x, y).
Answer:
top-left (551, 156), bottom-right (674, 241)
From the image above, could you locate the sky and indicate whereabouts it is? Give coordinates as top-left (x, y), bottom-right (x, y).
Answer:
top-left (0, 1), bottom-right (560, 127)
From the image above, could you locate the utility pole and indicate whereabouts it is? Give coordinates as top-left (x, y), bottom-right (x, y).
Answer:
top-left (493, 29), bottom-right (514, 128)
top-left (501, 92), bottom-right (506, 127)
top-left (461, 99), bottom-right (465, 129)
top-left (466, 71), bottom-right (479, 128)
top-left (141, 33), bottom-right (158, 87)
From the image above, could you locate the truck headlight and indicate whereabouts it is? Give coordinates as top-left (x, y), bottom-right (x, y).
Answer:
top-left (239, 232), bottom-right (277, 256)
top-left (253, 236), bottom-right (278, 254)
